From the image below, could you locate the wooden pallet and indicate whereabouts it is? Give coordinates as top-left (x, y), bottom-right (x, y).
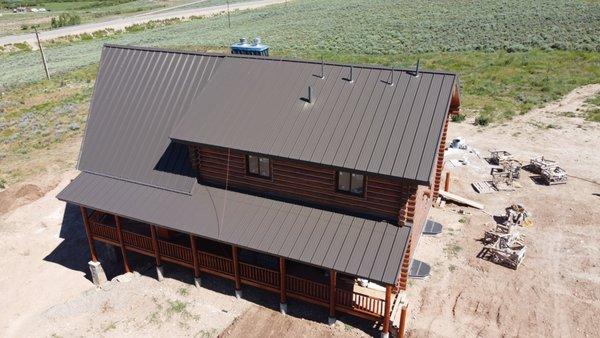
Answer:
top-left (472, 181), bottom-right (497, 194)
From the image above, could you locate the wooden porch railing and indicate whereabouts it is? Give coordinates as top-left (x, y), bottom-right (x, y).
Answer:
top-left (198, 251), bottom-right (234, 275)
top-left (286, 274), bottom-right (329, 304)
top-left (158, 240), bottom-right (192, 264)
top-left (86, 214), bottom-right (386, 320)
top-left (122, 230), bottom-right (154, 253)
top-left (89, 222), bottom-right (119, 243)
top-left (336, 288), bottom-right (385, 317)
top-left (240, 262), bottom-right (279, 289)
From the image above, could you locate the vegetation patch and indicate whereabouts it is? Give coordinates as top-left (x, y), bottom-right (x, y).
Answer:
top-left (50, 13), bottom-right (81, 29)
top-left (444, 242), bottom-right (463, 258)
top-left (586, 108), bottom-right (600, 122)
top-left (475, 114), bottom-right (491, 126)
top-left (451, 114), bottom-right (466, 123)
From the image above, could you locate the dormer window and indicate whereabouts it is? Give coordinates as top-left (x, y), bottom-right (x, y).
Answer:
top-left (337, 170), bottom-right (364, 196)
top-left (247, 155), bottom-right (271, 178)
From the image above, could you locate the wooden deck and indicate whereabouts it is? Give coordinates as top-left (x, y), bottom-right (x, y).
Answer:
top-left (86, 210), bottom-right (390, 322)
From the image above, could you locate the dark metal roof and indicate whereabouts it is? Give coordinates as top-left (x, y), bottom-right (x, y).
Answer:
top-left (171, 56), bottom-right (457, 183)
top-left (58, 172), bottom-right (410, 285)
top-left (77, 45), bottom-right (222, 194)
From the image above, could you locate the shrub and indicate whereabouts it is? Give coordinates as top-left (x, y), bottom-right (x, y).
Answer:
top-left (451, 114), bottom-right (466, 122)
top-left (13, 42), bottom-right (32, 51)
top-left (475, 114), bottom-right (491, 126)
top-left (50, 13), bottom-right (81, 29)
top-left (586, 108), bottom-right (600, 122)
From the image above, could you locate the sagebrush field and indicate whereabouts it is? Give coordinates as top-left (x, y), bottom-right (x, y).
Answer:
top-left (0, 0), bottom-right (599, 184)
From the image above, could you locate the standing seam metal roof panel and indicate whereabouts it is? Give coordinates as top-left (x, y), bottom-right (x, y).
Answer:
top-left (170, 54), bottom-right (455, 183)
top-left (78, 46), bottom-right (223, 194)
top-left (58, 171), bottom-right (410, 285)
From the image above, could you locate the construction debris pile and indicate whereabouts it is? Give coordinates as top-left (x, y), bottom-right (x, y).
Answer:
top-left (472, 152), bottom-right (567, 193)
top-left (480, 204), bottom-right (530, 270)
top-left (489, 150), bottom-right (522, 191)
top-left (529, 156), bottom-right (567, 185)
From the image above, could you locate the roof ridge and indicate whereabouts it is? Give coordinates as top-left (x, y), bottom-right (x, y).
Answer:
top-left (102, 43), bottom-right (458, 76)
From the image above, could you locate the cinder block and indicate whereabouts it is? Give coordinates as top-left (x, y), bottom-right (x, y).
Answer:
top-left (89, 261), bottom-right (107, 286)
top-left (279, 303), bottom-right (287, 315)
top-left (156, 265), bottom-right (164, 281)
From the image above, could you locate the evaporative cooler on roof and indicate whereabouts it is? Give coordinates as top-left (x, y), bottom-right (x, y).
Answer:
top-left (230, 37), bottom-right (269, 56)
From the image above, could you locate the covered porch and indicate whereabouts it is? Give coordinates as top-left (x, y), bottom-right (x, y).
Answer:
top-left (81, 208), bottom-right (404, 335)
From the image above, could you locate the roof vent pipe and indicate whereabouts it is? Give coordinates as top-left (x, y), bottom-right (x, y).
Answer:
top-left (346, 65), bottom-right (354, 83)
top-left (319, 56), bottom-right (325, 79)
top-left (308, 86), bottom-right (312, 103)
top-left (414, 59), bottom-right (420, 77)
top-left (388, 68), bottom-right (395, 86)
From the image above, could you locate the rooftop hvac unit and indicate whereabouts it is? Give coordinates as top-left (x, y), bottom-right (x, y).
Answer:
top-left (230, 37), bottom-right (269, 56)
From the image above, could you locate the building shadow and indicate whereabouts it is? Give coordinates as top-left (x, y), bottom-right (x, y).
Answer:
top-left (43, 205), bottom-right (378, 335)
top-left (153, 141), bottom-right (196, 178)
top-left (146, 263), bottom-right (378, 335)
top-left (43, 203), bottom-right (123, 281)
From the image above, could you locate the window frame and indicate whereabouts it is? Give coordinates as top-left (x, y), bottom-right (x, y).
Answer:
top-left (335, 170), bottom-right (366, 197)
top-left (246, 154), bottom-right (272, 179)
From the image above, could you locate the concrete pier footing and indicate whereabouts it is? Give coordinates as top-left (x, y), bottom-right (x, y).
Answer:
top-left (89, 261), bottom-right (107, 286)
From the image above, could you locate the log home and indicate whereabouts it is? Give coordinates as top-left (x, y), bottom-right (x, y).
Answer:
top-left (57, 44), bottom-right (460, 337)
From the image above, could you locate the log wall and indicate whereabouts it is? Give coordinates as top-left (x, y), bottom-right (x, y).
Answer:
top-left (190, 145), bottom-right (419, 223)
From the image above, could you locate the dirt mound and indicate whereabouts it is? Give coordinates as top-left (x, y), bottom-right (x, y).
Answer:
top-left (0, 183), bottom-right (46, 214)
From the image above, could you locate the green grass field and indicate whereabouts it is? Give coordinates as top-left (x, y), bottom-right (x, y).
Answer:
top-left (0, 0), bottom-right (599, 183)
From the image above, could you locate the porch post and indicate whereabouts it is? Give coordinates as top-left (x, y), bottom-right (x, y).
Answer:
top-left (114, 215), bottom-right (131, 273)
top-left (190, 234), bottom-right (201, 288)
top-left (328, 270), bottom-right (336, 325)
top-left (279, 257), bottom-right (287, 315)
top-left (80, 206), bottom-right (98, 262)
top-left (381, 285), bottom-right (392, 338)
top-left (398, 305), bottom-right (408, 338)
top-left (81, 206), bottom-right (106, 286)
top-left (232, 245), bottom-right (242, 299)
top-left (150, 225), bottom-right (164, 281)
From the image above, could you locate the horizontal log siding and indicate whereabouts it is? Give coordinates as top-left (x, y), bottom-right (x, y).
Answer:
top-left (432, 112), bottom-right (451, 198)
top-left (193, 145), bottom-right (418, 223)
top-left (397, 185), bottom-right (431, 291)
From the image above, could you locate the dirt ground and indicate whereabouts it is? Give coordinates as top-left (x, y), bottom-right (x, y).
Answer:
top-left (0, 84), bottom-right (598, 337)
top-left (406, 84), bottom-right (600, 338)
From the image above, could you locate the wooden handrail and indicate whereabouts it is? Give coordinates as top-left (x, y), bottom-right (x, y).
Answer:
top-left (122, 230), bottom-right (153, 253)
top-left (89, 222), bottom-right (119, 242)
top-left (87, 214), bottom-right (386, 320)
top-left (158, 240), bottom-right (192, 264)
top-left (198, 250), bottom-right (234, 275)
top-left (286, 275), bottom-right (329, 302)
top-left (239, 262), bottom-right (279, 288)
top-left (336, 288), bottom-right (385, 316)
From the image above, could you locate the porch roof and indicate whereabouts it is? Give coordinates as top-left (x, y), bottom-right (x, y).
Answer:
top-left (58, 172), bottom-right (410, 285)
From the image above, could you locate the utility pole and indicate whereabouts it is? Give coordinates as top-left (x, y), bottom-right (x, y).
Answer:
top-left (227, 1), bottom-right (231, 28)
top-left (34, 27), bottom-right (50, 80)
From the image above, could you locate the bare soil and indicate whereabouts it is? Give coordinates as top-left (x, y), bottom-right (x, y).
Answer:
top-left (0, 84), bottom-right (598, 337)
top-left (406, 84), bottom-right (600, 338)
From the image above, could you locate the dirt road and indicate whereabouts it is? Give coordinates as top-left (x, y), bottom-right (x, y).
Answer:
top-left (0, 0), bottom-right (287, 47)
top-left (0, 84), bottom-right (598, 337)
